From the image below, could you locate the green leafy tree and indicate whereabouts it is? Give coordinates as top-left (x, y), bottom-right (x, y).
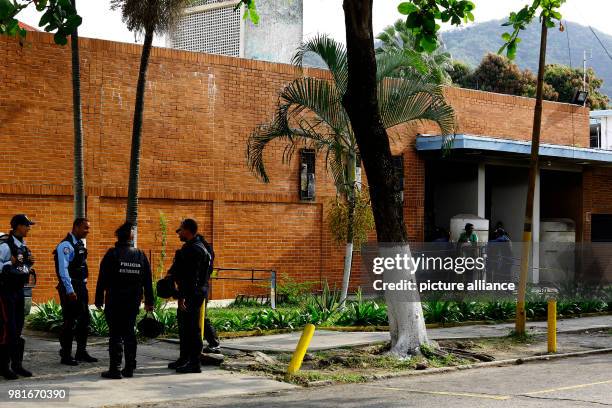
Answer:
top-left (247, 31), bottom-right (455, 354)
top-left (376, 18), bottom-right (452, 84)
top-left (447, 60), bottom-right (472, 88)
top-left (112, 0), bottom-right (257, 243)
top-left (1, 0), bottom-right (85, 218)
top-left (470, 53), bottom-right (558, 100)
top-left (0, 0), bottom-right (81, 44)
top-left (544, 64), bottom-right (609, 109)
top-left (247, 34), bottom-right (456, 311)
top-left (111, 0), bottom-right (191, 242)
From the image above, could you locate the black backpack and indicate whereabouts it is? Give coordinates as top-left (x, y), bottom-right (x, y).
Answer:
top-left (195, 236), bottom-right (214, 287)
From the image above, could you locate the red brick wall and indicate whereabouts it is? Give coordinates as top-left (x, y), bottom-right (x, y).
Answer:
top-left (0, 32), bottom-right (589, 302)
top-left (582, 167), bottom-right (612, 242)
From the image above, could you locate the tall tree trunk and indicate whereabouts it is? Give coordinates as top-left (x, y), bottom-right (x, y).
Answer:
top-left (340, 154), bottom-right (357, 307)
top-left (70, 0), bottom-right (85, 219)
top-left (126, 29), bottom-right (154, 246)
top-left (342, 0), bottom-right (428, 356)
top-left (516, 19), bottom-right (548, 334)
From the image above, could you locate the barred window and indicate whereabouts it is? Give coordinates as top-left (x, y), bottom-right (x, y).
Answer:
top-left (170, 3), bottom-right (241, 56)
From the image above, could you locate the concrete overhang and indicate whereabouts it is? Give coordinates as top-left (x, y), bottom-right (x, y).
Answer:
top-left (416, 134), bottom-right (612, 165)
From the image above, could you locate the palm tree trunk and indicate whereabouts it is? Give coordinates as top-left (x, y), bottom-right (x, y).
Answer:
top-left (340, 155), bottom-right (357, 307)
top-left (126, 29), bottom-right (154, 245)
top-left (516, 19), bottom-right (548, 334)
top-left (342, 0), bottom-right (428, 356)
top-left (70, 0), bottom-right (85, 219)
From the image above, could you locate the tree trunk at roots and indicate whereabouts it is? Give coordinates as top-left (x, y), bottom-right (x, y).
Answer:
top-left (342, 0), bottom-right (428, 356)
top-left (126, 29), bottom-right (154, 246)
top-left (70, 0), bottom-right (86, 219)
top-left (340, 154), bottom-right (357, 307)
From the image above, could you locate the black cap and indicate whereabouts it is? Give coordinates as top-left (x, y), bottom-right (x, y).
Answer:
top-left (465, 223), bottom-right (474, 230)
top-left (176, 218), bottom-right (198, 234)
top-left (11, 214), bottom-right (36, 229)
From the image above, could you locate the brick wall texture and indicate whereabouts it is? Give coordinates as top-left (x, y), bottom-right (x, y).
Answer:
top-left (0, 32), bottom-right (594, 302)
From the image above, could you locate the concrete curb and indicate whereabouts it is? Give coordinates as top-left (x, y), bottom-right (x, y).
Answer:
top-left (304, 347), bottom-right (612, 387)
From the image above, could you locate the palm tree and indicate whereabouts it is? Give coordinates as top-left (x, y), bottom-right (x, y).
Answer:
top-left (70, 0), bottom-right (85, 219)
top-left (247, 35), bottom-right (456, 309)
top-left (111, 0), bottom-right (190, 243)
top-left (376, 19), bottom-right (453, 85)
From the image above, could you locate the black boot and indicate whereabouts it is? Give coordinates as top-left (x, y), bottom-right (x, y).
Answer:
top-left (10, 338), bottom-right (32, 377)
top-left (75, 349), bottom-right (98, 363)
top-left (0, 346), bottom-right (17, 380)
top-left (176, 360), bottom-right (201, 374)
top-left (122, 343), bottom-right (137, 378)
top-left (102, 338), bottom-right (122, 379)
top-left (168, 357), bottom-right (187, 369)
top-left (59, 348), bottom-right (78, 366)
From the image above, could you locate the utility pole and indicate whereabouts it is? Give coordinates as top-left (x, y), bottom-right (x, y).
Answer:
top-left (583, 49), bottom-right (592, 107)
top-left (516, 18), bottom-right (548, 335)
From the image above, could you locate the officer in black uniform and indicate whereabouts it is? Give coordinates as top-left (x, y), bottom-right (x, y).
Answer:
top-left (95, 222), bottom-right (154, 379)
top-left (54, 218), bottom-right (98, 365)
top-left (166, 219), bottom-right (211, 374)
top-left (0, 214), bottom-right (36, 379)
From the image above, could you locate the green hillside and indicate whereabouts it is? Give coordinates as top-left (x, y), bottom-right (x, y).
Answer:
top-left (442, 19), bottom-right (612, 98)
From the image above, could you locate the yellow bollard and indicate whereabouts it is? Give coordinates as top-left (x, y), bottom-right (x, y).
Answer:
top-left (287, 324), bottom-right (315, 375)
top-left (547, 299), bottom-right (557, 353)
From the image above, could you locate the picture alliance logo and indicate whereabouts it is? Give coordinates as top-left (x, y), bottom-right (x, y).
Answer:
top-left (372, 253), bottom-right (486, 275)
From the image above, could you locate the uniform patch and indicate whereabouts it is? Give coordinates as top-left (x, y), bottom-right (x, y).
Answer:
top-left (63, 247), bottom-right (70, 255)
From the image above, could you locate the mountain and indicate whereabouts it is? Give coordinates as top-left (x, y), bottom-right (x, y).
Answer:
top-left (441, 19), bottom-right (612, 98)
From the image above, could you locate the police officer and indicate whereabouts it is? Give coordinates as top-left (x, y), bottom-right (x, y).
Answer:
top-left (0, 214), bottom-right (35, 379)
top-left (95, 222), bottom-right (154, 379)
top-left (166, 219), bottom-right (211, 374)
top-left (54, 218), bottom-right (98, 365)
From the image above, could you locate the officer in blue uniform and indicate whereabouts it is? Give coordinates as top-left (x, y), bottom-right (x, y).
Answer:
top-left (0, 214), bottom-right (35, 380)
top-left (54, 218), bottom-right (98, 365)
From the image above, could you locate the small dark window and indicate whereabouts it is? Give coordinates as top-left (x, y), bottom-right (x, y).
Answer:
top-left (590, 123), bottom-right (601, 148)
top-left (300, 149), bottom-right (316, 200)
top-left (393, 155), bottom-right (404, 202)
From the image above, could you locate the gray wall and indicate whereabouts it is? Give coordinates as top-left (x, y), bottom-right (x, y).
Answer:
top-left (433, 163), bottom-right (479, 231)
top-left (244, 0), bottom-right (303, 64)
top-left (488, 166), bottom-right (528, 242)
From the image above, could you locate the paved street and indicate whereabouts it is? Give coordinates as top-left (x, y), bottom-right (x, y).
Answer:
top-left (141, 354), bottom-right (612, 408)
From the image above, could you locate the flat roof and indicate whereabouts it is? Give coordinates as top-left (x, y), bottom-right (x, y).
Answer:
top-left (590, 110), bottom-right (612, 118)
top-left (416, 134), bottom-right (612, 164)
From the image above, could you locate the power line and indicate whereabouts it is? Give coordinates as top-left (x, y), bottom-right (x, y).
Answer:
top-left (564, 20), bottom-right (572, 68)
top-left (589, 25), bottom-right (612, 62)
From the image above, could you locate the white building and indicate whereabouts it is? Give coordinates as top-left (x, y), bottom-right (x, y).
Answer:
top-left (590, 109), bottom-right (612, 149)
top-left (167, 0), bottom-right (303, 64)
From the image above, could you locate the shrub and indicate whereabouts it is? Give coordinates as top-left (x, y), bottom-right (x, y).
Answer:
top-left (276, 273), bottom-right (317, 306)
top-left (27, 300), bottom-right (63, 332)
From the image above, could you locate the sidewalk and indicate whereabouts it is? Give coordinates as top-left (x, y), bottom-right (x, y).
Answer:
top-left (0, 335), bottom-right (296, 408)
top-left (1, 315), bottom-right (608, 407)
top-left (221, 315), bottom-right (612, 352)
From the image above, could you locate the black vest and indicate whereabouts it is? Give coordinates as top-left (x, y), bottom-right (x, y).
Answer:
top-left (1, 234), bottom-right (33, 289)
top-left (54, 234), bottom-right (88, 284)
top-left (105, 245), bottom-right (147, 304)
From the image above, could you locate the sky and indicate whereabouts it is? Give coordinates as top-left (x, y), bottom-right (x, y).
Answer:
top-left (16, 0), bottom-right (612, 47)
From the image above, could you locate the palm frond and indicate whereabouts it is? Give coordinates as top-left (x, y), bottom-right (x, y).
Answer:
top-left (376, 50), bottom-right (428, 83)
top-left (378, 78), bottom-right (456, 140)
top-left (278, 77), bottom-right (349, 139)
top-left (111, 0), bottom-right (189, 35)
top-left (292, 34), bottom-right (349, 94)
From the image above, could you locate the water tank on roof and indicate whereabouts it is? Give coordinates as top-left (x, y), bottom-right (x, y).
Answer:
top-left (539, 218), bottom-right (575, 284)
top-left (450, 214), bottom-right (489, 242)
